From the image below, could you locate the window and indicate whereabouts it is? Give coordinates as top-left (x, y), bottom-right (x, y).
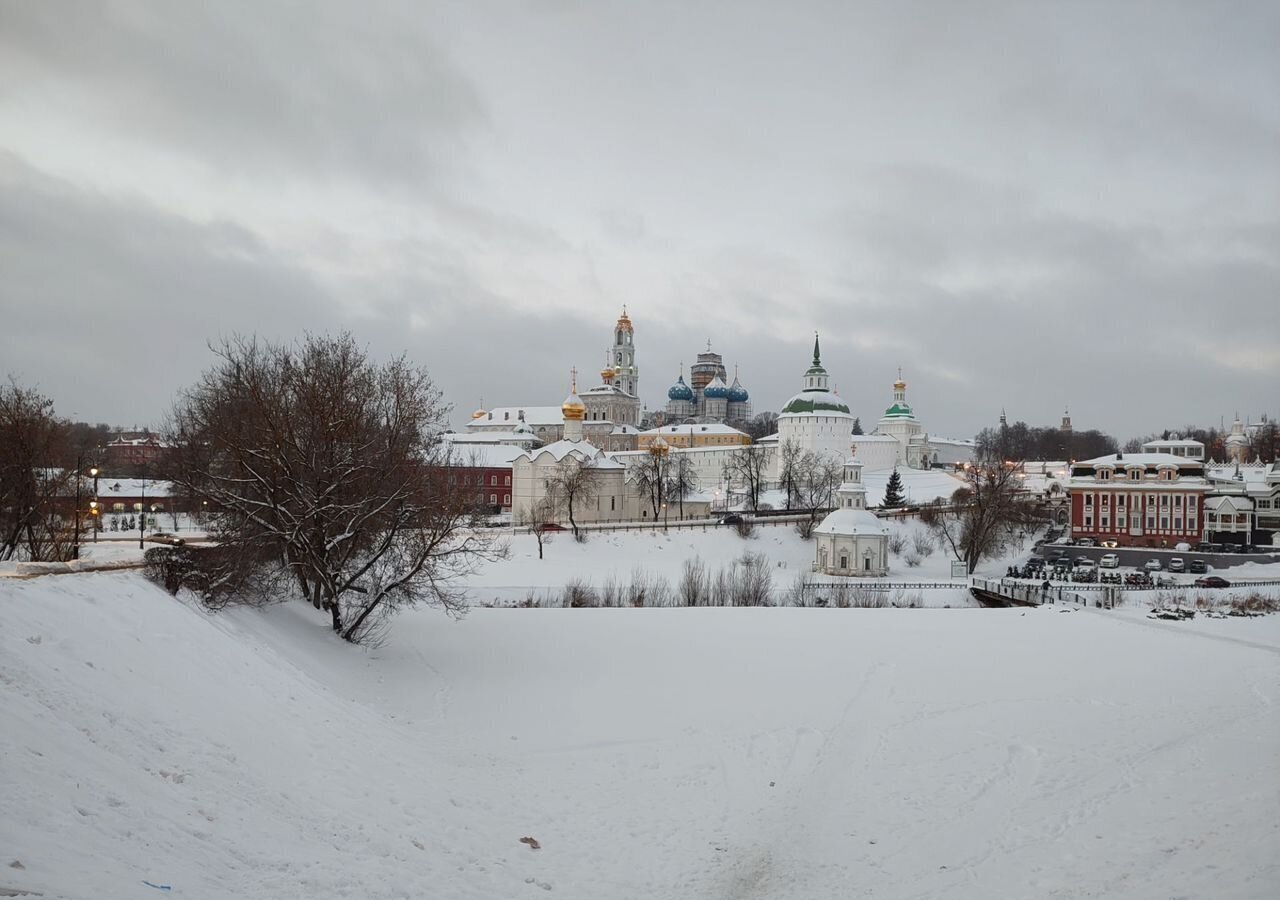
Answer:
top-left (1116, 494), bottom-right (1126, 507)
top-left (503, 494), bottom-right (510, 505)
top-left (1129, 469), bottom-right (1141, 481)
top-left (610, 496), bottom-right (616, 511)
top-left (504, 475), bottom-right (511, 486)
top-left (1173, 495), bottom-right (1182, 508)
top-left (1174, 518), bottom-right (1182, 530)
top-left (489, 494), bottom-right (496, 504)
top-left (839, 554), bottom-right (848, 569)
top-left (1160, 517), bottom-right (1168, 529)
top-left (1084, 515), bottom-right (1093, 528)
top-left (1085, 494), bottom-right (1093, 507)
top-left (1098, 468), bottom-right (1112, 481)
top-left (1102, 494), bottom-right (1110, 506)
top-left (1160, 495), bottom-right (1169, 507)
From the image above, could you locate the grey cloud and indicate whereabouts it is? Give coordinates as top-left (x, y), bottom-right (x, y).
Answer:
top-left (0, 0), bottom-right (484, 185)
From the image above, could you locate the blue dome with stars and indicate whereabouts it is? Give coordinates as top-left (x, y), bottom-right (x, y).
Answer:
top-left (667, 375), bottom-right (694, 402)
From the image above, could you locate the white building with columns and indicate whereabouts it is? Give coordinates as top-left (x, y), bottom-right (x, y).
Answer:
top-left (813, 451), bottom-right (890, 576)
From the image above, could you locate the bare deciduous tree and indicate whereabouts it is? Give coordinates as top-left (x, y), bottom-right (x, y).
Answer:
top-left (0, 380), bottom-right (76, 562)
top-left (633, 445), bottom-right (670, 520)
top-left (795, 452), bottom-right (842, 539)
top-left (527, 492), bottom-right (561, 560)
top-left (722, 445), bottom-right (770, 513)
top-left (544, 456), bottom-right (598, 541)
top-left (923, 457), bottom-right (1040, 574)
top-left (778, 440), bottom-right (806, 510)
top-left (164, 333), bottom-right (502, 643)
top-left (664, 453), bottom-right (697, 521)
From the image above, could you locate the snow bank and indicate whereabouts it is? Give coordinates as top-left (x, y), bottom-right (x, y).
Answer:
top-left (2, 573), bottom-right (1278, 898)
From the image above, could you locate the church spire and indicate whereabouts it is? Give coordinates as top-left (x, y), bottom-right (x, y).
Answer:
top-left (812, 331), bottom-right (821, 366)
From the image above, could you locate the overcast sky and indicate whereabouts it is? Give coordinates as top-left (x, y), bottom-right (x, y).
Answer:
top-left (1, 0), bottom-right (1277, 440)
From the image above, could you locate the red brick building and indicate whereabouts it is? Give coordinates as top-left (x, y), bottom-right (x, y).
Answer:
top-left (102, 434), bottom-right (171, 472)
top-left (445, 445), bottom-right (521, 514)
top-left (1067, 453), bottom-right (1209, 548)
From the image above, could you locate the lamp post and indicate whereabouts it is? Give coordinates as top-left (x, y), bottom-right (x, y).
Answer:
top-left (73, 453), bottom-right (83, 560)
top-left (139, 478), bottom-right (146, 550)
top-left (90, 465), bottom-right (99, 540)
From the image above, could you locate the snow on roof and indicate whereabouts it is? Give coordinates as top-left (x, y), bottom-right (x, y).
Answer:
top-left (445, 445), bottom-right (525, 468)
top-left (1142, 439), bottom-right (1204, 448)
top-left (519, 439), bottom-right (603, 464)
top-left (1076, 453), bottom-right (1201, 468)
top-left (642, 424), bottom-right (750, 437)
top-left (814, 508), bottom-right (888, 536)
top-left (471, 406), bottom-right (564, 427)
top-left (929, 437), bottom-right (977, 448)
top-left (444, 431), bottom-right (537, 444)
top-left (852, 434), bottom-right (900, 443)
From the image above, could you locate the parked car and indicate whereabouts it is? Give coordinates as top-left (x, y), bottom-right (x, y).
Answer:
top-left (1077, 537), bottom-right (1096, 547)
top-left (1099, 553), bottom-right (1119, 568)
top-left (719, 513), bottom-right (744, 525)
top-left (1075, 557), bottom-right (1097, 570)
top-left (1194, 576), bottom-right (1231, 589)
top-left (1099, 540), bottom-right (1119, 549)
top-left (534, 523), bottom-right (567, 533)
top-left (1168, 558), bottom-right (1185, 573)
top-left (1144, 559), bottom-right (1163, 572)
top-left (146, 533), bottom-right (186, 547)
top-left (1188, 559), bottom-right (1208, 574)
top-left (1195, 541), bottom-right (1215, 553)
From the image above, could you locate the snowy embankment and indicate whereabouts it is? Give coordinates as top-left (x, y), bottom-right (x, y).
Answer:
top-left (3, 572), bottom-right (1278, 899)
top-left (465, 520), bottom-right (1016, 608)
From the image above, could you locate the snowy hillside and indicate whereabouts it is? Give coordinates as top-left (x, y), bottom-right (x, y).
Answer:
top-left (3, 572), bottom-right (1278, 898)
top-left (463, 519), bottom-right (1032, 607)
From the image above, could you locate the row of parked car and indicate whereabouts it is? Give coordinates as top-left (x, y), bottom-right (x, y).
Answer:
top-left (1060, 537), bottom-right (1268, 555)
top-left (1025, 551), bottom-right (1232, 588)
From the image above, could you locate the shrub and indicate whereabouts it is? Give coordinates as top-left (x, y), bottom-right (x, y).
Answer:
top-left (679, 558), bottom-right (710, 607)
top-left (887, 533), bottom-right (908, 555)
top-left (734, 518), bottom-right (756, 539)
top-left (911, 532), bottom-right (934, 556)
top-left (564, 578), bottom-right (597, 608)
top-left (904, 551), bottom-right (922, 568)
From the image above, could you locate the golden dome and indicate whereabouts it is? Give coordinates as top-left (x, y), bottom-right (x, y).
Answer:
top-left (562, 368), bottom-right (586, 421)
top-left (471, 407), bottom-right (487, 419)
top-left (601, 366), bottom-right (616, 383)
top-left (616, 306), bottom-right (633, 332)
top-left (562, 394), bottom-right (586, 421)
top-left (893, 379), bottom-right (906, 391)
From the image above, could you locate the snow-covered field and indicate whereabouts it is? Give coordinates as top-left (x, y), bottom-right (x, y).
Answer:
top-left (3, 572), bottom-right (1278, 899)
top-left (466, 521), bottom-right (1012, 607)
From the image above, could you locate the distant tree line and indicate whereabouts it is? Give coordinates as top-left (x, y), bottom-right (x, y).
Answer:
top-left (974, 420), bottom-right (1116, 462)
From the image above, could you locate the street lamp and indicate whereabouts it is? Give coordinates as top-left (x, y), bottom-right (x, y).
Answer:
top-left (89, 465), bottom-right (99, 540)
top-left (139, 478), bottom-right (146, 549)
top-left (72, 453), bottom-right (84, 560)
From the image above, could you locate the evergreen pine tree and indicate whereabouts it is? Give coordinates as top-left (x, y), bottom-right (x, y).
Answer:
top-left (882, 467), bottom-right (906, 509)
top-left (851, 417), bottom-right (864, 435)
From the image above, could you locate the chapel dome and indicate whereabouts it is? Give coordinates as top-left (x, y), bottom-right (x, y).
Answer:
top-left (781, 390), bottom-right (851, 415)
top-left (704, 375), bottom-right (730, 399)
top-left (728, 376), bottom-right (749, 403)
top-left (667, 375), bottom-right (694, 402)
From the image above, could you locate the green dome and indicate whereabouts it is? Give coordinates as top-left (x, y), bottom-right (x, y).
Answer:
top-left (781, 390), bottom-right (851, 415)
top-left (882, 402), bottom-right (914, 418)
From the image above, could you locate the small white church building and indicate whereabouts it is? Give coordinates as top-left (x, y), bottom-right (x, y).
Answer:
top-left (813, 451), bottom-right (890, 577)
